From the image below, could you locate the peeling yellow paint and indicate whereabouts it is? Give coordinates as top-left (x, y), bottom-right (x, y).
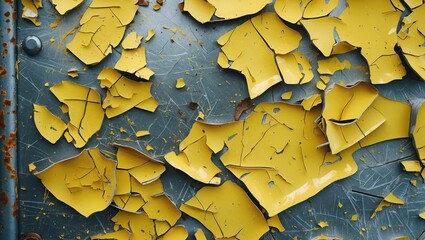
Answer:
top-left (318, 221), bottom-right (329, 228)
top-left (51, 0), bottom-right (84, 15)
top-left (420, 211), bottom-right (425, 220)
top-left (350, 214), bottom-right (358, 221)
top-left (401, 160), bottom-right (422, 172)
top-left (28, 162), bottom-right (37, 173)
top-left (410, 179), bottom-right (417, 187)
top-left (115, 47), bottom-right (154, 80)
top-left (183, 0), bottom-right (215, 24)
top-left (159, 226), bottom-right (188, 240)
top-left (194, 229), bottom-right (207, 240)
top-left (267, 215), bottom-right (285, 232)
top-left (122, 32), bottom-right (143, 50)
top-left (276, 52), bottom-right (313, 85)
top-left (22, 0), bottom-right (42, 26)
top-left (33, 104), bottom-right (67, 144)
top-left (90, 230), bottom-right (131, 240)
top-left (371, 193), bottom-right (405, 219)
top-left (300, 93), bottom-right (322, 111)
top-left (98, 68), bottom-right (158, 118)
top-left (145, 29), bottom-right (156, 42)
top-left (317, 57), bottom-right (351, 75)
top-left (136, 130), bottom-right (150, 137)
top-left (180, 181), bottom-right (269, 240)
top-left (34, 149), bottom-right (116, 217)
top-left (49, 81), bottom-right (104, 148)
top-left (176, 78), bottom-right (186, 89)
top-left (281, 91), bottom-right (292, 100)
top-left (67, 68), bottom-right (79, 78)
top-left (67, 0), bottom-right (138, 65)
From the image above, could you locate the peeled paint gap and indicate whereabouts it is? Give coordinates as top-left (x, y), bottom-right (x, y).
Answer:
top-left (22, 0), bottom-right (43, 26)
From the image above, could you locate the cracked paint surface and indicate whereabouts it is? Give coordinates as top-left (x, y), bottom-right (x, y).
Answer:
top-left (50, 0), bottom-right (84, 15)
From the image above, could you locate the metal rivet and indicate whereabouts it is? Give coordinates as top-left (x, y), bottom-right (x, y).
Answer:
top-left (19, 232), bottom-right (43, 240)
top-left (22, 36), bottom-right (42, 56)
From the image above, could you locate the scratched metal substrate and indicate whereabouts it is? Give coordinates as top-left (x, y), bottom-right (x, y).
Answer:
top-left (11, 1), bottom-right (425, 240)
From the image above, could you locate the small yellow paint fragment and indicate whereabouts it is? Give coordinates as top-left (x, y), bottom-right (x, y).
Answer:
top-left (194, 229), bottom-right (207, 240)
top-left (67, 68), bottom-right (79, 78)
top-left (146, 145), bottom-right (154, 151)
top-left (393, 237), bottom-right (410, 240)
top-left (28, 162), bottom-right (37, 173)
top-left (316, 80), bottom-right (327, 91)
top-left (303, 0), bottom-right (338, 19)
top-left (115, 47), bottom-right (148, 75)
top-left (145, 29), bottom-right (155, 42)
top-left (22, 0), bottom-right (42, 26)
top-left (160, 226), bottom-right (188, 240)
top-left (410, 179), bottom-right (417, 187)
top-left (155, 221), bottom-right (171, 237)
top-left (350, 214), bottom-right (358, 221)
top-left (122, 31), bottom-right (143, 50)
top-left (419, 211), bottom-right (425, 220)
top-left (33, 104), bottom-right (67, 144)
top-left (371, 193), bottom-right (405, 219)
top-left (176, 78), bottom-right (186, 89)
top-left (112, 211), bottom-right (156, 239)
top-left (381, 226), bottom-right (387, 231)
top-left (90, 230), bottom-right (130, 240)
top-left (51, 0), bottom-right (84, 15)
top-left (136, 130), bottom-right (150, 137)
top-left (34, 149), bottom-right (116, 217)
top-left (197, 111), bottom-right (205, 120)
top-left (49, 16), bottom-right (60, 28)
top-left (67, 0), bottom-right (138, 65)
top-left (401, 160), bottom-right (422, 172)
top-left (153, 3), bottom-right (161, 10)
top-left (281, 91), bottom-right (292, 100)
top-left (180, 181), bottom-right (269, 240)
top-left (267, 215), bottom-right (285, 232)
top-left (338, 202), bottom-right (343, 208)
top-left (318, 221), bottom-right (329, 228)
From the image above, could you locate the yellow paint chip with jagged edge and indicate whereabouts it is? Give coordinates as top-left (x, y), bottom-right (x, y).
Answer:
top-left (136, 130), bottom-right (150, 137)
top-left (34, 149), bottom-right (116, 217)
top-left (143, 195), bottom-right (181, 226)
top-left (197, 111), bottom-right (205, 120)
top-left (401, 160), bottom-right (422, 172)
top-left (274, 0), bottom-right (311, 24)
top-left (122, 31), bottom-right (143, 50)
top-left (175, 78), bottom-right (186, 89)
top-left (51, 0), bottom-right (84, 15)
top-left (145, 29), bottom-right (156, 42)
top-left (49, 81), bottom-right (104, 148)
top-left (370, 193), bottom-right (405, 219)
top-left (67, 68), bottom-right (79, 78)
top-left (67, 0), bottom-right (138, 65)
top-left (267, 215), bottom-right (285, 232)
top-left (183, 0), bottom-right (215, 24)
top-left (351, 214), bottom-right (358, 221)
top-left (155, 221), bottom-right (171, 237)
top-left (33, 104), bottom-right (67, 144)
top-left (281, 91), bottom-right (292, 100)
top-left (160, 226), bottom-right (188, 240)
top-left (28, 162), bottom-right (37, 173)
top-left (90, 230), bottom-right (131, 240)
top-left (22, 0), bottom-right (42, 26)
top-left (317, 57), bottom-right (351, 75)
top-left (420, 211), bottom-right (425, 220)
top-left (300, 93), bottom-right (322, 111)
top-left (180, 181), bottom-right (269, 240)
top-left (194, 229), bottom-right (207, 240)
top-left (115, 47), bottom-right (151, 76)
top-left (318, 221), bottom-right (329, 228)
top-left (98, 68), bottom-right (158, 118)
top-left (303, 0), bottom-right (338, 19)
top-left (112, 211), bottom-right (156, 239)
top-left (276, 52), bottom-right (313, 85)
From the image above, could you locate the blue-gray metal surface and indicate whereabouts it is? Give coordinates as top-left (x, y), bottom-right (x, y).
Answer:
top-left (0, 0), bottom-right (18, 240)
top-left (4, 0), bottom-right (425, 240)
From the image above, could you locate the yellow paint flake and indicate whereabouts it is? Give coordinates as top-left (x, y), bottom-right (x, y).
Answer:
top-left (22, 0), bottom-right (42, 26)
top-left (267, 215), bottom-right (285, 232)
top-left (67, 68), bottom-right (79, 78)
top-left (180, 181), bottom-right (269, 240)
top-left (50, 0), bottom-right (84, 15)
top-left (300, 93), bottom-right (322, 111)
top-left (301, 0), bottom-right (406, 84)
top-left (405, 0), bottom-right (423, 9)
top-left (317, 57), bottom-right (351, 75)
top-left (410, 179), bottom-right (417, 187)
top-left (136, 130), bottom-right (150, 137)
top-left (175, 78), bottom-right (186, 89)
top-left (322, 82), bottom-right (410, 154)
top-left (350, 214), bottom-right (358, 221)
top-left (33, 149), bottom-right (116, 217)
top-left (401, 160), bottom-right (422, 172)
top-left (33, 104), bottom-right (67, 144)
top-left (112, 211), bottom-right (156, 239)
top-left (276, 52), bottom-right (313, 84)
top-left (303, 0), bottom-right (338, 19)
top-left (371, 193), bottom-right (405, 219)
top-left (281, 91), bottom-right (292, 100)
top-left (338, 202), bottom-right (343, 208)
top-left (90, 230), bottom-right (131, 240)
top-left (146, 145), bottom-right (154, 151)
top-left (318, 221), bottom-right (329, 228)
top-left (67, 0), bottom-right (138, 65)
top-left (28, 162), bottom-right (37, 173)
top-left (274, 0), bottom-right (311, 24)
top-left (50, 81), bottom-right (104, 148)
top-left (114, 47), bottom-right (155, 80)
top-left (411, 99), bottom-right (425, 163)
top-left (197, 111), bottom-right (205, 120)
top-left (49, 16), bottom-right (61, 29)
top-left (145, 29), bottom-right (155, 42)
top-left (122, 31), bottom-right (143, 50)
top-left (420, 211), bottom-right (425, 220)
top-left (394, 237), bottom-right (410, 240)
top-left (313, 234), bottom-right (340, 240)
top-left (183, 0), bottom-right (270, 23)
top-left (153, 3), bottom-right (161, 10)
top-left (194, 229), bottom-right (207, 240)
top-left (159, 226), bottom-right (188, 240)
top-left (98, 68), bottom-right (158, 118)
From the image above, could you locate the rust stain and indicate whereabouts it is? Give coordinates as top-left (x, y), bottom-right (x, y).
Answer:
top-left (0, 110), bottom-right (5, 129)
top-left (3, 99), bottom-right (11, 107)
top-left (0, 90), bottom-right (6, 96)
top-left (0, 191), bottom-right (8, 207)
top-left (10, 37), bottom-right (15, 44)
top-left (0, 65), bottom-right (7, 77)
top-left (12, 197), bottom-right (18, 218)
top-left (2, 132), bottom-right (17, 180)
top-left (4, 12), bottom-right (10, 18)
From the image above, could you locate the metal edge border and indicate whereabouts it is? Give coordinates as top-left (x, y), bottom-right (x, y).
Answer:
top-left (0, 0), bottom-right (18, 240)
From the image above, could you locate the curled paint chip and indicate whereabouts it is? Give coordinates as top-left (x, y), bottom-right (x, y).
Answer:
top-left (22, 0), bottom-right (42, 26)
top-left (145, 29), bottom-right (155, 42)
top-left (33, 104), bottom-right (67, 144)
top-left (97, 68), bottom-right (158, 118)
top-left (183, 0), bottom-right (271, 23)
top-left (49, 81), bottom-right (104, 148)
top-left (218, 12), bottom-right (302, 98)
top-left (370, 193), bottom-right (405, 219)
top-left (300, 0), bottom-right (406, 84)
top-left (33, 149), bottom-right (116, 217)
top-left (175, 78), bottom-right (186, 89)
top-left (66, 0), bottom-right (138, 65)
top-left (180, 181), bottom-right (269, 240)
top-left (50, 0), bottom-right (84, 15)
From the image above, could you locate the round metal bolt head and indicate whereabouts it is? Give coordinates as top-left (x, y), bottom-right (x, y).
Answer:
top-left (22, 36), bottom-right (42, 56)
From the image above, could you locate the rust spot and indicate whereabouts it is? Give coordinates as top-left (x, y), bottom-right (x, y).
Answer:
top-left (4, 12), bottom-right (10, 18)
top-left (12, 198), bottom-right (18, 218)
top-left (6, 19), bottom-right (10, 23)
top-left (0, 191), bottom-right (8, 207)
top-left (3, 99), bottom-right (11, 107)
top-left (178, 110), bottom-right (187, 122)
top-left (10, 37), bottom-right (15, 44)
top-left (0, 111), bottom-right (5, 129)
top-left (234, 97), bottom-right (254, 121)
top-left (12, 11), bottom-right (17, 20)
top-left (0, 134), bottom-right (5, 141)
top-left (2, 132), bottom-right (17, 180)
top-left (0, 65), bottom-right (6, 77)
top-left (188, 101), bottom-right (199, 110)
top-left (5, 0), bottom-right (13, 5)
top-left (6, 28), bottom-right (11, 33)
top-left (1, 90), bottom-right (6, 96)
